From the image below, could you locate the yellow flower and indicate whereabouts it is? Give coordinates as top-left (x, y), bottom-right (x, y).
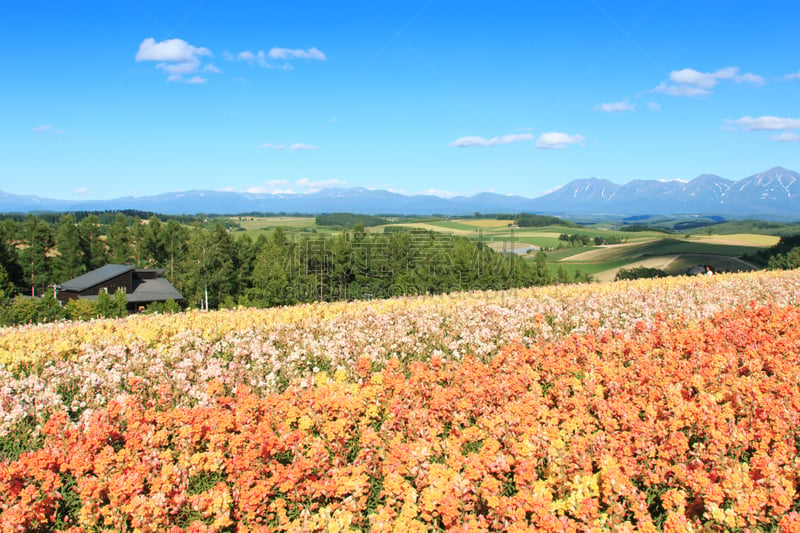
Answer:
top-left (298, 414), bottom-right (314, 431)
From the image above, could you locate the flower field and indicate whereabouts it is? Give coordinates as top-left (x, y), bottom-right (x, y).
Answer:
top-left (3, 270), bottom-right (800, 530)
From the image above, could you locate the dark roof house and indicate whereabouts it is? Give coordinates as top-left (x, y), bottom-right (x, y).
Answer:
top-left (57, 264), bottom-right (183, 312)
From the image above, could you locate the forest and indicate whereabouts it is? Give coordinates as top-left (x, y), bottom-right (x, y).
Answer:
top-left (0, 212), bottom-right (577, 324)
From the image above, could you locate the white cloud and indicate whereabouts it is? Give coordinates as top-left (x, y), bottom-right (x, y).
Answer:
top-left (593, 100), bottom-right (635, 112)
top-left (670, 66), bottom-right (737, 88)
top-left (32, 125), bottom-right (64, 134)
top-left (448, 133), bottom-right (534, 148)
top-left (535, 132), bottom-right (585, 150)
top-left (771, 132), bottom-right (800, 142)
top-left (269, 47), bottom-right (326, 61)
top-left (785, 70), bottom-right (800, 80)
top-left (651, 82), bottom-right (710, 97)
top-left (259, 142), bottom-right (318, 151)
top-left (246, 178), bottom-right (346, 194)
top-left (423, 189), bottom-right (459, 198)
top-left (652, 66), bottom-right (764, 97)
top-left (237, 50), bottom-right (268, 67)
top-left (137, 38), bottom-right (218, 83)
top-left (136, 37), bottom-right (210, 62)
top-left (288, 143), bottom-right (318, 151)
top-left (247, 179), bottom-right (293, 194)
top-left (727, 116), bottom-right (800, 131)
top-left (296, 178), bottom-right (345, 191)
top-left (165, 74), bottom-right (207, 84)
top-left (647, 102), bottom-right (661, 111)
top-left (74, 187), bottom-right (89, 195)
top-left (736, 73), bottom-right (765, 86)
top-left (233, 47), bottom-right (325, 69)
top-left (157, 60), bottom-right (199, 75)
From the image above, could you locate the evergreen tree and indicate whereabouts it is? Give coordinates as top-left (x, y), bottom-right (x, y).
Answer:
top-left (141, 215), bottom-right (169, 267)
top-left (163, 220), bottom-right (189, 283)
top-left (0, 263), bottom-right (14, 304)
top-left (0, 219), bottom-right (24, 291)
top-left (244, 236), bottom-right (289, 307)
top-left (78, 214), bottom-right (106, 270)
top-left (180, 224), bottom-right (239, 310)
top-left (106, 213), bottom-right (132, 264)
top-left (236, 233), bottom-right (257, 292)
top-left (54, 213), bottom-right (85, 281)
top-left (131, 219), bottom-right (148, 267)
top-left (19, 214), bottom-right (54, 296)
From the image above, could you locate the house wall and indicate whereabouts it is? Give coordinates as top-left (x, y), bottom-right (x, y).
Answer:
top-left (57, 271), bottom-right (134, 303)
top-left (56, 290), bottom-right (80, 303)
top-left (80, 271), bottom-right (134, 296)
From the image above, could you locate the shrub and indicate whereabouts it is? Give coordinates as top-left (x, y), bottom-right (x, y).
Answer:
top-left (65, 299), bottom-right (99, 321)
top-left (95, 289), bottom-right (128, 319)
top-left (615, 266), bottom-right (668, 281)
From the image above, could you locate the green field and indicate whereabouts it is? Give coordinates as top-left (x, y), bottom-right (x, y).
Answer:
top-left (548, 237), bottom-right (767, 281)
top-left (217, 215), bottom-right (779, 282)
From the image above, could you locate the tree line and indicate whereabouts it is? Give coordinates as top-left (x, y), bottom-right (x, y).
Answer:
top-left (0, 213), bottom-right (583, 322)
top-left (558, 233), bottom-right (624, 247)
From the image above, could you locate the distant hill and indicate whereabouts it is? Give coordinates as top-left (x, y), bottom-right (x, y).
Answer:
top-left (2, 166), bottom-right (799, 219)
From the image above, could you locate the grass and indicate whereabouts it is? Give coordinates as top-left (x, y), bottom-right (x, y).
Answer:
top-left (690, 233), bottom-right (780, 247)
top-left (428, 220), bottom-right (495, 231)
top-left (586, 254), bottom-right (759, 282)
top-left (663, 254), bottom-right (759, 275)
top-left (378, 222), bottom-right (477, 235)
top-left (228, 216), bottom-right (317, 230)
top-left (452, 219), bottom-right (514, 228)
top-left (547, 260), bottom-right (632, 277)
top-left (545, 237), bottom-right (770, 282)
top-left (560, 238), bottom-right (759, 264)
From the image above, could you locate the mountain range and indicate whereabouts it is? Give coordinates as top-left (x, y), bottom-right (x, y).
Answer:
top-left (2, 166), bottom-right (799, 219)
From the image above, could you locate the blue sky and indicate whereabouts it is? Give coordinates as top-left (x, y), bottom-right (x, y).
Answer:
top-left (2, 1), bottom-right (799, 201)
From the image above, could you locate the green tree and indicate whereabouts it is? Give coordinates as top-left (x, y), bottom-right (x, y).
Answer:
top-left (131, 219), bottom-right (148, 267)
top-left (54, 213), bottom-right (85, 282)
top-left (531, 251), bottom-right (553, 286)
top-left (96, 288), bottom-right (128, 319)
top-left (78, 214), bottom-right (106, 270)
top-left (767, 246), bottom-right (800, 270)
top-left (0, 263), bottom-right (14, 305)
top-left (163, 220), bottom-right (189, 283)
top-left (180, 224), bottom-right (239, 310)
top-left (36, 294), bottom-right (66, 323)
top-left (0, 293), bottom-right (64, 326)
top-left (236, 233), bottom-right (257, 293)
top-left (614, 266), bottom-right (668, 281)
top-left (106, 213), bottom-right (132, 264)
top-left (19, 214), bottom-right (54, 296)
top-left (244, 235), bottom-right (290, 307)
top-left (65, 299), bottom-right (99, 321)
top-left (1, 298), bottom-right (39, 325)
top-left (0, 219), bottom-right (23, 292)
top-left (141, 216), bottom-right (169, 268)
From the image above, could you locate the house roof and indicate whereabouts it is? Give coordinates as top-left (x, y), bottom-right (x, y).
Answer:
top-left (60, 264), bottom-right (134, 292)
top-left (78, 277), bottom-right (183, 304)
top-left (128, 277), bottom-right (183, 303)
